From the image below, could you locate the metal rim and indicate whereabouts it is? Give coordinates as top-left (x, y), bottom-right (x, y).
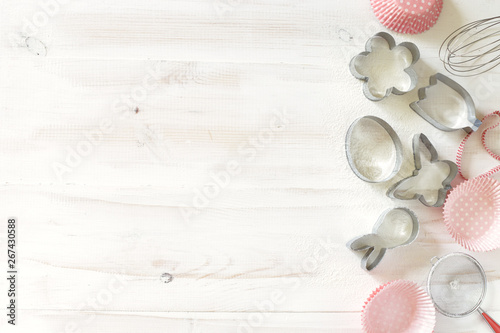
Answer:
top-left (426, 252), bottom-right (487, 318)
top-left (372, 207), bottom-right (419, 249)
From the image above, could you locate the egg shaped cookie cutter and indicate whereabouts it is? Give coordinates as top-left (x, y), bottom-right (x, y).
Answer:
top-left (410, 73), bottom-right (482, 133)
top-left (347, 207), bottom-right (419, 271)
top-left (349, 32), bottom-right (420, 101)
top-left (345, 116), bottom-right (403, 183)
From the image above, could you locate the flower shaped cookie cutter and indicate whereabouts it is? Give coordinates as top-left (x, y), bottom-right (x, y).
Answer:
top-left (349, 32), bottom-right (420, 101)
top-left (387, 133), bottom-right (458, 207)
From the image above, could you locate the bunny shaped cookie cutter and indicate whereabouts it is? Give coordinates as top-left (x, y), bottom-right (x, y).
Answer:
top-left (347, 207), bottom-right (419, 271)
top-left (386, 133), bottom-right (458, 207)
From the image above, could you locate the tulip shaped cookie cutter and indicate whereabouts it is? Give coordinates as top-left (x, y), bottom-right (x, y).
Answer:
top-left (387, 133), bottom-right (458, 207)
top-left (347, 207), bottom-right (419, 271)
top-left (349, 32), bottom-right (420, 101)
top-left (410, 73), bottom-right (482, 133)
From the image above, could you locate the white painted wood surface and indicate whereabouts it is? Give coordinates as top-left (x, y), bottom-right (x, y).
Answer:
top-left (1, 0), bottom-right (500, 332)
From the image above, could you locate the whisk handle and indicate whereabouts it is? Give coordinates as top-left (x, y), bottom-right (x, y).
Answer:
top-left (479, 308), bottom-right (500, 332)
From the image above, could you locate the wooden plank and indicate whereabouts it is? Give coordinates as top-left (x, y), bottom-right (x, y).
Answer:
top-left (5, 311), bottom-right (363, 333)
top-left (8, 310), bottom-right (500, 333)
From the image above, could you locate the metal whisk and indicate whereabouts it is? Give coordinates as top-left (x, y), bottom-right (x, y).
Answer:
top-left (440, 16), bottom-right (500, 76)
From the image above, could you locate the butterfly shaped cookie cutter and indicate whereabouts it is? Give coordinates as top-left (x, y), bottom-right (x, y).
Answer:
top-left (347, 207), bottom-right (419, 271)
top-left (349, 32), bottom-right (420, 101)
top-left (387, 133), bottom-right (458, 207)
top-left (410, 73), bottom-right (482, 133)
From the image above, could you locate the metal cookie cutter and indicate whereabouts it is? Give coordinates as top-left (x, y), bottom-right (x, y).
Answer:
top-left (345, 116), bottom-right (403, 183)
top-left (387, 133), bottom-right (458, 207)
top-left (410, 73), bottom-right (482, 133)
top-left (347, 207), bottom-right (419, 271)
top-left (349, 32), bottom-right (420, 101)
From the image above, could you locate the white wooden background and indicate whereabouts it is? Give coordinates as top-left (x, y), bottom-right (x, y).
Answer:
top-left (1, 0), bottom-right (500, 332)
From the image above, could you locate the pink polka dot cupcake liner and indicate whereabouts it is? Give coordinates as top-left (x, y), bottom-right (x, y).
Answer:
top-left (443, 177), bottom-right (500, 252)
top-left (362, 280), bottom-right (436, 333)
top-left (370, 0), bottom-right (443, 34)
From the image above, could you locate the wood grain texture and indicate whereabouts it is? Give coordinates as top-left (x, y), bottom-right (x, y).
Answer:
top-left (1, 0), bottom-right (500, 332)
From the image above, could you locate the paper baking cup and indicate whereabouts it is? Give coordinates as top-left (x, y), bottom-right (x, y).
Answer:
top-left (443, 177), bottom-right (500, 252)
top-left (370, 0), bottom-right (443, 34)
top-left (362, 280), bottom-right (435, 333)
